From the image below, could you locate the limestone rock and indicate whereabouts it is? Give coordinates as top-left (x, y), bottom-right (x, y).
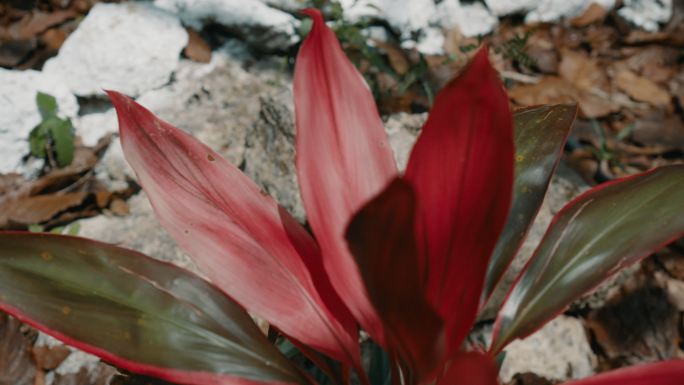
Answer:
top-left (154, 0), bottom-right (298, 52)
top-left (434, 0), bottom-right (498, 37)
top-left (0, 69), bottom-right (78, 174)
top-left (500, 316), bottom-right (597, 382)
top-left (76, 192), bottom-right (195, 271)
top-left (618, 0), bottom-right (673, 32)
top-left (72, 109), bottom-right (118, 147)
top-left (43, 3), bottom-right (188, 97)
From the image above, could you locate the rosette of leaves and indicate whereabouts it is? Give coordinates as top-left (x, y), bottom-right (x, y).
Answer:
top-left (1, 9), bottom-right (683, 385)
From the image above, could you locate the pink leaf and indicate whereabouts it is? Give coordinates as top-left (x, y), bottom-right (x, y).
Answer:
top-left (107, 91), bottom-right (359, 367)
top-left (294, 9), bottom-right (398, 345)
top-left (404, 47), bottom-right (515, 353)
top-left (346, 179), bottom-right (444, 381)
top-left (561, 360), bottom-right (684, 385)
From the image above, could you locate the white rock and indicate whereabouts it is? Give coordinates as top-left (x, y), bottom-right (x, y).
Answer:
top-left (0, 69), bottom-right (78, 174)
top-left (618, 0), bottom-right (672, 32)
top-left (338, 0), bottom-right (383, 22)
top-left (484, 0), bottom-right (540, 16)
top-left (77, 192), bottom-right (195, 270)
top-left (435, 0), bottom-right (498, 37)
top-left (94, 137), bottom-right (135, 192)
top-left (340, 0), bottom-right (435, 36)
top-left (154, 0), bottom-right (298, 51)
top-left (382, 0), bottom-right (436, 35)
top-left (72, 109), bottom-right (118, 147)
top-left (500, 316), bottom-right (597, 382)
top-left (526, 0), bottom-right (616, 23)
top-left (402, 26), bottom-right (445, 55)
top-left (42, 3), bottom-right (187, 97)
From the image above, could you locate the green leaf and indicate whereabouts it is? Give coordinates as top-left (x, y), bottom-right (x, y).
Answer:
top-left (29, 123), bottom-right (49, 159)
top-left (0, 232), bottom-right (305, 385)
top-left (36, 92), bottom-right (58, 119)
top-left (47, 118), bottom-right (75, 167)
top-left (490, 166), bottom-right (684, 353)
top-left (482, 105), bottom-right (577, 303)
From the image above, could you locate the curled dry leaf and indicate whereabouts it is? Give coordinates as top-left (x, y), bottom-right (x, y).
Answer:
top-left (615, 70), bottom-right (671, 107)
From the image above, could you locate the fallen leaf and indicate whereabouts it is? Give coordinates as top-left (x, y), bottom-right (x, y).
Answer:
top-left (0, 314), bottom-right (37, 385)
top-left (632, 112), bottom-right (684, 149)
top-left (109, 198), bottom-right (130, 216)
top-left (32, 345), bottom-right (70, 370)
top-left (570, 3), bottom-right (608, 27)
top-left (615, 70), bottom-right (671, 107)
top-left (183, 28), bottom-right (211, 63)
top-left (373, 39), bottom-right (410, 75)
top-left (509, 76), bottom-right (617, 118)
top-left (0, 38), bottom-right (36, 67)
top-left (559, 49), bottom-right (609, 92)
top-left (0, 192), bottom-right (87, 228)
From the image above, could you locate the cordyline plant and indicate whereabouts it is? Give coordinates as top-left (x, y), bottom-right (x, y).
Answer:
top-left (1, 9), bottom-right (683, 385)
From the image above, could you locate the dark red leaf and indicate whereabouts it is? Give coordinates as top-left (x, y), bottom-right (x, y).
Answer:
top-left (404, 47), bottom-right (515, 353)
top-left (346, 178), bottom-right (444, 382)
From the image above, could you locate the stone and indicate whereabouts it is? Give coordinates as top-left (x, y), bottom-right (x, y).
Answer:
top-left (154, 0), bottom-right (298, 52)
top-left (94, 137), bottom-right (135, 192)
top-left (618, 0), bottom-right (673, 32)
top-left (434, 0), bottom-right (498, 38)
top-left (0, 68), bottom-right (78, 174)
top-left (135, 51), bottom-right (278, 168)
top-left (77, 192), bottom-right (195, 271)
top-left (484, 0), bottom-right (616, 21)
top-left (500, 316), bottom-right (597, 382)
top-left (525, 0), bottom-right (616, 23)
top-left (484, 0), bottom-right (540, 16)
top-left (402, 26), bottom-right (445, 55)
top-left (72, 109), bottom-right (118, 147)
top-left (42, 3), bottom-right (188, 97)
top-left (242, 92), bottom-right (306, 222)
top-left (384, 112), bottom-right (424, 171)
top-left (380, 0), bottom-right (436, 36)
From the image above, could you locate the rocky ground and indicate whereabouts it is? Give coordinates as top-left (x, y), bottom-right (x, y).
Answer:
top-left (1, 1), bottom-right (683, 384)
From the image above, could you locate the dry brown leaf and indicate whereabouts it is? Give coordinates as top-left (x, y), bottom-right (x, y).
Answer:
top-left (32, 345), bottom-right (71, 371)
top-left (615, 70), bottom-right (671, 107)
top-left (559, 48), bottom-right (609, 92)
top-left (0, 192), bottom-right (87, 227)
top-left (0, 314), bottom-right (37, 385)
top-left (183, 28), bottom-right (211, 63)
top-left (570, 3), bottom-right (608, 27)
top-left (632, 112), bottom-right (684, 149)
top-left (509, 76), bottom-right (617, 118)
top-left (0, 38), bottom-right (36, 67)
top-left (373, 39), bottom-right (410, 75)
top-left (1, 10), bottom-right (76, 40)
top-left (109, 198), bottom-right (130, 216)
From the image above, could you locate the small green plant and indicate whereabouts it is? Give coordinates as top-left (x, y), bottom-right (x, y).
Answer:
top-left (29, 92), bottom-right (75, 168)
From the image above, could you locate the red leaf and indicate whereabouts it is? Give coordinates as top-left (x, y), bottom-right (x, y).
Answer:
top-left (436, 352), bottom-right (499, 385)
top-left (107, 91), bottom-right (359, 367)
top-left (294, 9), bottom-right (398, 345)
top-left (346, 179), bottom-right (444, 381)
top-left (561, 360), bottom-right (684, 385)
top-left (403, 48), bottom-right (515, 352)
